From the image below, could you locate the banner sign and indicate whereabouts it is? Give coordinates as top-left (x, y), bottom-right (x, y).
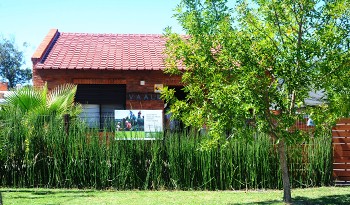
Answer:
top-left (114, 110), bottom-right (163, 139)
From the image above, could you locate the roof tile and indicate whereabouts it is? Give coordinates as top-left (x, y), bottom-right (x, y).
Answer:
top-left (33, 31), bottom-right (168, 71)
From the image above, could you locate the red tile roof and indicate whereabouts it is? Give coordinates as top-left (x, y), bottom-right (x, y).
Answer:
top-left (32, 29), bottom-right (167, 70)
top-left (0, 82), bottom-right (8, 91)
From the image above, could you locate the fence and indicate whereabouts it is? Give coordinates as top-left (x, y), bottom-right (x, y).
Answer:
top-left (332, 118), bottom-right (350, 185)
top-left (293, 117), bottom-right (350, 185)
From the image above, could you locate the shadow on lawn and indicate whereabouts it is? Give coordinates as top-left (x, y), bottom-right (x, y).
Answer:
top-left (292, 195), bottom-right (350, 205)
top-left (228, 194), bottom-right (350, 205)
top-left (2, 189), bottom-right (95, 194)
top-left (1, 189), bottom-right (95, 200)
top-left (12, 194), bottom-right (94, 199)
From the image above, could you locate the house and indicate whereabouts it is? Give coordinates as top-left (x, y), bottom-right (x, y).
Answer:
top-left (0, 82), bottom-right (9, 105)
top-left (32, 29), bottom-right (183, 128)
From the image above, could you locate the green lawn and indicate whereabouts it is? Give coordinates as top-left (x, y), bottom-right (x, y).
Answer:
top-left (1, 187), bottom-right (350, 205)
top-left (115, 131), bottom-right (146, 138)
top-left (115, 131), bottom-right (163, 139)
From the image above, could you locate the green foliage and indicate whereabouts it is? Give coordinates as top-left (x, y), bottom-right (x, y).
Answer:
top-left (0, 83), bottom-right (81, 166)
top-left (0, 37), bottom-right (31, 88)
top-left (163, 1), bottom-right (349, 202)
top-left (163, 0), bottom-right (350, 142)
top-left (0, 119), bottom-right (332, 189)
top-left (2, 83), bottom-right (81, 120)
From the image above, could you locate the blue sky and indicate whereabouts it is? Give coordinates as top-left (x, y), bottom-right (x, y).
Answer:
top-left (0, 0), bottom-right (183, 69)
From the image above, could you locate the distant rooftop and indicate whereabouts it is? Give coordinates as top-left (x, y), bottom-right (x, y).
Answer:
top-left (32, 29), bottom-right (167, 71)
top-left (0, 90), bottom-right (12, 105)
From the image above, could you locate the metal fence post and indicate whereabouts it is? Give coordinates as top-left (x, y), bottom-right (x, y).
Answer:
top-left (64, 114), bottom-right (70, 137)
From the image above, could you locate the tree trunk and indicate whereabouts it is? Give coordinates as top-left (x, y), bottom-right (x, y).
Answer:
top-left (0, 191), bottom-right (2, 205)
top-left (277, 139), bottom-right (292, 203)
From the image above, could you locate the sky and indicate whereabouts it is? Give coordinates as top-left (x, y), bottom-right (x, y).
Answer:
top-left (0, 0), bottom-right (183, 69)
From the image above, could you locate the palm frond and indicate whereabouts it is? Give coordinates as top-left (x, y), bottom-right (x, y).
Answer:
top-left (47, 84), bottom-right (78, 116)
top-left (5, 86), bottom-right (43, 113)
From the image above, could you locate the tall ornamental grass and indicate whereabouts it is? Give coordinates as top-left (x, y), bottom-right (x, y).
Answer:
top-left (0, 116), bottom-right (332, 190)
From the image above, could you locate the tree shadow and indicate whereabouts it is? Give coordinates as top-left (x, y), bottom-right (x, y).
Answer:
top-left (1, 189), bottom-right (95, 194)
top-left (12, 194), bottom-right (94, 199)
top-left (1, 189), bottom-right (95, 201)
top-left (228, 194), bottom-right (350, 205)
top-left (228, 200), bottom-right (281, 205)
top-left (292, 194), bottom-right (350, 205)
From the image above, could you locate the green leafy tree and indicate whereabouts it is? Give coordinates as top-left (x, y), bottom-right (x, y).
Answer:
top-left (0, 37), bottom-right (31, 88)
top-left (1, 83), bottom-right (81, 122)
top-left (0, 84), bottom-right (81, 168)
top-left (163, 0), bottom-right (350, 203)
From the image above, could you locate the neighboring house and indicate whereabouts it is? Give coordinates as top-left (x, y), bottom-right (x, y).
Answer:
top-left (32, 29), bottom-right (183, 128)
top-left (0, 82), bottom-right (9, 105)
top-left (305, 90), bottom-right (326, 106)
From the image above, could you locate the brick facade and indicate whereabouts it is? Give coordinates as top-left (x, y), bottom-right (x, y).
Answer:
top-left (0, 82), bottom-right (8, 91)
top-left (32, 29), bottom-right (183, 113)
top-left (33, 69), bottom-right (182, 110)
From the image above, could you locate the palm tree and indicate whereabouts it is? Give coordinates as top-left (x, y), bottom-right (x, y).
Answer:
top-left (2, 83), bottom-right (81, 121)
top-left (0, 83), bottom-right (81, 147)
top-left (0, 83), bottom-right (81, 176)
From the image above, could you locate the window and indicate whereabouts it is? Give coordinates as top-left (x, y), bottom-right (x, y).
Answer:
top-left (75, 84), bottom-right (126, 129)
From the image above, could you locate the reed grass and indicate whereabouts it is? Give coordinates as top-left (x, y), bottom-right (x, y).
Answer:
top-left (0, 116), bottom-right (333, 190)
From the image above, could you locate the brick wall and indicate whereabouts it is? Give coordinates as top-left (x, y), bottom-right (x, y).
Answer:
top-left (33, 69), bottom-right (182, 110)
top-left (0, 82), bottom-right (8, 91)
top-left (31, 29), bottom-right (58, 65)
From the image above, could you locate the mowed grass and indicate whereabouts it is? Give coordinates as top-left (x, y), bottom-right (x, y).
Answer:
top-left (114, 131), bottom-right (163, 139)
top-left (1, 187), bottom-right (350, 205)
top-left (115, 131), bottom-right (146, 138)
